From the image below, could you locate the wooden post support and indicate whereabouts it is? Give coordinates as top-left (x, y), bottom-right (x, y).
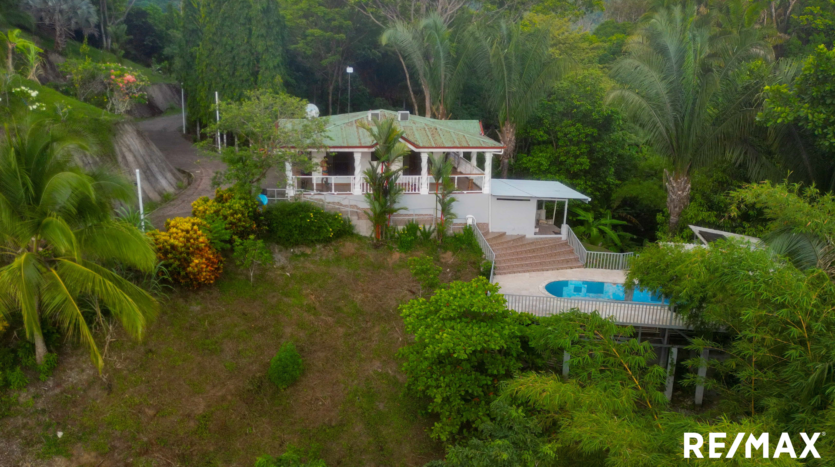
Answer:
top-left (665, 347), bottom-right (678, 401)
top-left (695, 348), bottom-right (709, 405)
top-left (562, 351), bottom-right (570, 377)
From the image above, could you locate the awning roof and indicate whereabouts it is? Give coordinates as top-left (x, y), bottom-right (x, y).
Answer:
top-left (491, 179), bottom-right (591, 202)
top-left (285, 110), bottom-right (504, 150)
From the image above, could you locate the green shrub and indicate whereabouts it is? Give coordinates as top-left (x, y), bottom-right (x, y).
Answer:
top-left (444, 225), bottom-right (481, 254)
top-left (262, 202), bottom-right (352, 247)
top-left (192, 188), bottom-right (261, 239)
top-left (408, 256), bottom-right (441, 296)
top-left (37, 353), bottom-right (58, 382)
top-left (398, 277), bottom-right (530, 441)
top-left (391, 221), bottom-right (435, 252)
top-left (268, 343), bottom-right (303, 389)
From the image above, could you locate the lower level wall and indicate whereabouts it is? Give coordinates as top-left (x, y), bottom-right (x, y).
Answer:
top-left (306, 192), bottom-right (490, 224)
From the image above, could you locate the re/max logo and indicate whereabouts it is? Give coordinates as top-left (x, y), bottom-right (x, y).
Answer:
top-left (684, 433), bottom-right (822, 459)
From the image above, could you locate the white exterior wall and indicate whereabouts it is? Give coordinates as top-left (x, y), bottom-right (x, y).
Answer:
top-left (490, 197), bottom-right (537, 236)
top-left (306, 193), bottom-right (489, 223)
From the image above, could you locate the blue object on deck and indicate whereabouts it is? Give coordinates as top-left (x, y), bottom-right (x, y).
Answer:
top-left (257, 194), bottom-right (268, 205)
top-left (544, 280), bottom-right (668, 304)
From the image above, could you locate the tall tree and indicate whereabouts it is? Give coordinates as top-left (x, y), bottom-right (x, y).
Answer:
top-left (181, 0), bottom-right (288, 125)
top-left (0, 115), bottom-right (158, 369)
top-left (465, 21), bottom-right (568, 178)
top-left (381, 13), bottom-right (463, 118)
top-left (606, 5), bottom-right (772, 232)
top-left (361, 117), bottom-right (408, 240)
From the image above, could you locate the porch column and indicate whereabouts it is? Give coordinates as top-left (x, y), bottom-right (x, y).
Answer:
top-left (695, 349), bottom-right (709, 405)
top-left (352, 152), bottom-right (363, 195)
top-left (311, 151), bottom-right (326, 191)
top-left (561, 200), bottom-right (569, 240)
top-left (420, 152), bottom-right (430, 195)
top-left (469, 151), bottom-right (477, 163)
top-left (482, 152), bottom-right (492, 194)
top-left (285, 161), bottom-right (295, 198)
top-left (665, 347), bottom-right (678, 401)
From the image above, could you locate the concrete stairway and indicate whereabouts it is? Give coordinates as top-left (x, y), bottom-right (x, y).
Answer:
top-left (484, 231), bottom-right (582, 275)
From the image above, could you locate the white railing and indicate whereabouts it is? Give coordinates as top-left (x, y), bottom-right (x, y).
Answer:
top-left (447, 175), bottom-right (484, 193)
top-left (563, 225), bottom-right (634, 270)
top-left (294, 176), bottom-right (355, 194)
top-left (262, 188), bottom-right (287, 202)
top-left (564, 225), bottom-right (587, 265)
top-left (294, 175), bottom-right (485, 195)
top-left (397, 175), bottom-right (423, 193)
top-left (473, 223), bottom-right (496, 283)
top-left (504, 294), bottom-right (688, 329)
top-left (586, 251), bottom-right (635, 270)
top-left (451, 153), bottom-right (484, 176)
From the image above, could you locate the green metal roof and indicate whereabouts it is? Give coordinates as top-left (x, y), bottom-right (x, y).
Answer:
top-left (297, 110), bottom-right (504, 151)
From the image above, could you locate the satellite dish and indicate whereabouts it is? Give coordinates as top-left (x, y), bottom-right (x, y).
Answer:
top-left (306, 103), bottom-right (320, 118)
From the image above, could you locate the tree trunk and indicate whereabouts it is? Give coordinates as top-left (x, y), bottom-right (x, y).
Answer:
top-left (6, 43), bottom-right (12, 73)
top-left (34, 330), bottom-right (47, 365)
top-left (664, 169), bottom-right (691, 234)
top-left (423, 83), bottom-right (432, 118)
top-left (396, 51), bottom-right (420, 115)
top-left (498, 120), bottom-right (517, 178)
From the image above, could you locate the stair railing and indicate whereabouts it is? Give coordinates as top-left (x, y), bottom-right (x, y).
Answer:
top-left (564, 224), bottom-right (635, 270)
top-left (472, 221), bottom-right (496, 283)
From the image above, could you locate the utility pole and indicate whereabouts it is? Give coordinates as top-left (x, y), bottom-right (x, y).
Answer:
top-left (215, 91), bottom-right (221, 152)
top-left (135, 169), bottom-right (145, 232)
top-left (346, 66), bottom-right (353, 112)
top-left (181, 84), bottom-right (186, 134)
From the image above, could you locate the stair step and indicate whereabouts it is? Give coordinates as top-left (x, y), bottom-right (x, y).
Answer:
top-left (493, 240), bottom-right (572, 256)
top-left (486, 235), bottom-right (526, 248)
top-left (497, 250), bottom-right (580, 267)
top-left (496, 260), bottom-right (583, 275)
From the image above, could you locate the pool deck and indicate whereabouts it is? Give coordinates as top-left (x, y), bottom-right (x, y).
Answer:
top-left (494, 269), bottom-right (628, 296)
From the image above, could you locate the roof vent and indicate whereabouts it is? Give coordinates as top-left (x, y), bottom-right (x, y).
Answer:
top-left (398, 111), bottom-right (410, 121)
top-left (369, 111), bottom-right (381, 121)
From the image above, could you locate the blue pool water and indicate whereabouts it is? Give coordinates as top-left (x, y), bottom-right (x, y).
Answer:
top-left (544, 280), bottom-right (668, 305)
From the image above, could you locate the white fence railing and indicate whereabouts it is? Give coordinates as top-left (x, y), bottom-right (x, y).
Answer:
top-left (473, 223), bottom-right (496, 283)
top-left (262, 188), bottom-right (287, 202)
top-left (294, 176), bottom-right (355, 194)
top-left (563, 225), bottom-right (634, 271)
top-left (448, 175), bottom-right (484, 193)
top-left (585, 251), bottom-right (635, 270)
top-left (293, 175), bottom-right (485, 195)
top-left (504, 294), bottom-right (687, 329)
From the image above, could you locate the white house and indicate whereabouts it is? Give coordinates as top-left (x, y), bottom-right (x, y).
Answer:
top-left (271, 109), bottom-right (590, 239)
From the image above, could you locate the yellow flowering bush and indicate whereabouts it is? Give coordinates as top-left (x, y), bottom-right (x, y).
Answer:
top-left (192, 188), bottom-right (260, 238)
top-left (147, 217), bottom-right (223, 287)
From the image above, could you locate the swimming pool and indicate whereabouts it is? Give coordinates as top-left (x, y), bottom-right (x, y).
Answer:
top-left (544, 280), bottom-right (668, 305)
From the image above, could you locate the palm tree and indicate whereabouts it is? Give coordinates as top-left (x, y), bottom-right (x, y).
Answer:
top-left (429, 154), bottom-right (456, 243)
top-left (571, 207), bottom-right (631, 250)
top-left (0, 29), bottom-right (40, 74)
top-left (381, 13), bottom-right (464, 119)
top-left (465, 21), bottom-right (568, 178)
top-left (360, 118), bottom-right (409, 240)
top-left (606, 5), bottom-right (772, 233)
top-left (24, 0), bottom-right (99, 52)
top-left (0, 115), bottom-right (158, 370)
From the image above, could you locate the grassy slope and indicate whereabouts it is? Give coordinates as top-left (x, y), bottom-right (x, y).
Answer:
top-left (0, 240), bottom-right (482, 466)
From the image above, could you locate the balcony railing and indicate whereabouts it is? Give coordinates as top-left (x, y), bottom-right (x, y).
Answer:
top-left (292, 175), bottom-right (484, 195)
top-left (504, 294), bottom-right (687, 329)
top-left (564, 224), bottom-right (634, 270)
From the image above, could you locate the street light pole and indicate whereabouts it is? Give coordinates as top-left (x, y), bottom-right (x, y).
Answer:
top-left (346, 66), bottom-right (353, 112)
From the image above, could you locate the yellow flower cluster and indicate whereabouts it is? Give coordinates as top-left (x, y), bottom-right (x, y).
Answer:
top-left (147, 217), bottom-right (223, 287)
top-left (191, 188), bottom-right (259, 237)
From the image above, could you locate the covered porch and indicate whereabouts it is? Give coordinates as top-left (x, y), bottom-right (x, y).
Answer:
top-left (280, 110), bottom-right (504, 197)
